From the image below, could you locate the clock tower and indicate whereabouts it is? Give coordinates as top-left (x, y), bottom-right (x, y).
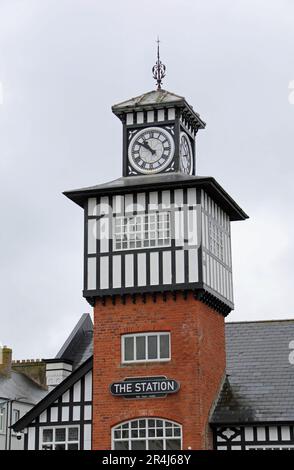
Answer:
top-left (64, 44), bottom-right (248, 450)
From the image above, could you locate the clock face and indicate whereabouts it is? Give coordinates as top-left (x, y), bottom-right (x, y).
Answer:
top-left (128, 127), bottom-right (175, 174)
top-left (179, 132), bottom-right (193, 175)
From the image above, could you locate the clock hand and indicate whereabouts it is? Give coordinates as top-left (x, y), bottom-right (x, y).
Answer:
top-left (138, 141), bottom-right (156, 156)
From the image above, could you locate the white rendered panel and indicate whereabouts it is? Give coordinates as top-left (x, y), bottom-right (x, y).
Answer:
top-left (125, 194), bottom-right (133, 213)
top-left (187, 188), bottom-right (197, 206)
top-left (162, 190), bottom-right (170, 209)
top-left (84, 372), bottom-right (92, 401)
top-left (126, 113), bottom-right (133, 125)
top-left (62, 407), bottom-right (69, 422)
top-left (174, 189), bottom-right (183, 207)
top-left (257, 427), bottom-right (266, 441)
top-left (100, 257), bottom-right (109, 289)
top-left (244, 427), bottom-right (254, 441)
top-left (39, 411), bottom-right (46, 423)
top-left (137, 253), bottom-right (147, 286)
top-left (87, 220), bottom-right (96, 254)
top-left (112, 255), bottom-right (121, 288)
top-left (175, 211), bottom-right (184, 246)
top-left (73, 406), bottom-right (80, 421)
top-left (188, 209), bottom-right (197, 245)
top-left (162, 251), bottom-right (172, 284)
top-left (150, 252), bottom-right (159, 285)
top-left (149, 191), bottom-right (158, 210)
top-left (281, 426), bottom-right (291, 440)
top-left (99, 217), bottom-right (109, 253)
top-left (84, 405), bottom-right (92, 421)
top-left (28, 428), bottom-right (35, 450)
top-left (188, 249), bottom-right (198, 282)
top-left (147, 110), bottom-right (154, 122)
top-left (84, 424), bottom-right (92, 450)
top-left (113, 195), bottom-right (124, 215)
top-left (73, 381), bottom-right (81, 402)
top-left (62, 390), bottom-right (70, 403)
top-left (137, 193), bottom-right (146, 212)
top-left (99, 196), bottom-right (109, 215)
top-left (175, 250), bottom-right (185, 284)
top-left (87, 258), bottom-right (96, 290)
top-left (157, 109), bottom-right (164, 121)
top-left (168, 107), bottom-right (175, 120)
top-left (50, 407), bottom-right (58, 422)
top-left (125, 254), bottom-right (134, 287)
top-left (269, 426), bottom-right (278, 441)
top-left (137, 111), bottom-right (144, 124)
top-left (88, 198), bottom-right (97, 216)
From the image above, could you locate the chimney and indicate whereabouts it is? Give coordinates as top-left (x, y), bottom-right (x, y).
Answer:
top-left (44, 359), bottom-right (73, 391)
top-left (0, 346), bottom-right (12, 377)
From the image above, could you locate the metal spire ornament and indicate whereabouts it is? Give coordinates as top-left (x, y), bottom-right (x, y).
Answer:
top-left (152, 37), bottom-right (166, 90)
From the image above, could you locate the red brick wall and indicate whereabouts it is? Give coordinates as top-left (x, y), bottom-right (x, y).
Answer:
top-left (92, 292), bottom-right (226, 450)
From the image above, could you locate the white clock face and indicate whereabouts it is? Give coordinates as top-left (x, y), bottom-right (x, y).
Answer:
top-left (128, 127), bottom-right (175, 174)
top-left (179, 132), bottom-right (193, 175)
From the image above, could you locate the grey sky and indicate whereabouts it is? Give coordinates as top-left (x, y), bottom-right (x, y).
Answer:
top-left (0, 0), bottom-right (293, 359)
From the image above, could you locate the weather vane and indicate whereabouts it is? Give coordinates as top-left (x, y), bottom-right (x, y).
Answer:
top-left (152, 37), bottom-right (166, 90)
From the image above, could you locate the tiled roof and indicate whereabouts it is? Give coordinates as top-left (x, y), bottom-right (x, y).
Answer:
top-left (211, 320), bottom-right (294, 424)
top-left (0, 370), bottom-right (47, 405)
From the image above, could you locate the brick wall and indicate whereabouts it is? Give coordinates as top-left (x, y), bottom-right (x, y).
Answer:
top-left (92, 292), bottom-right (226, 450)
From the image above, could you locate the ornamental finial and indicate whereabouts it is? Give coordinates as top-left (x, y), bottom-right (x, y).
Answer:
top-left (152, 37), bottom-right (166, 90)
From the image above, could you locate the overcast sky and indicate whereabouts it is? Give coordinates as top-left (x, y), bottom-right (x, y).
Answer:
top-left (0, 0), bottom-right (293, 359)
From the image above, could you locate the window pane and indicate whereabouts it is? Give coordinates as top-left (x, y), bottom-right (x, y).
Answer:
top-left (160, 334), bottom-right (170, 359)
top-left (149, 440), bottom-right (164, 450)
top-left (55, 428), bottom-right (66, 442)
top-left (124, 337), bottom-right (134, 361)
top-left (166, 439), bottom-right (181, 450)
top-left (68, 443), bottom-right (79, 450)
top-left (42, 444), bottom-right (53, 450)
top-left (148, 336), bottom-right (157, 360)
top-left (136, 336), bottom-right (146, 360)
top-left (68, 427), bottom-right (78, 441)
top-left (132, 440), bottom-right (146, 450)
top-left (43, 429), bottom-right (53, 443)
top-left (55, 444), bottom-right (66, 450)
top-left (114, 441), bottom-right (129, 450)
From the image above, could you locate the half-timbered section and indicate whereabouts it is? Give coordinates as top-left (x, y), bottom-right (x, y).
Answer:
top-left (13, 357), bottom-right (93, 450)
top-left (65, 174), bottom-right (246, 314)
top-left (214, 424), bottom-right (294, 450)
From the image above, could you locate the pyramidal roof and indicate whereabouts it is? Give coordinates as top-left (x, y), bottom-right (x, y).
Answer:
top-left (112, 89), bottom-right (185, 111)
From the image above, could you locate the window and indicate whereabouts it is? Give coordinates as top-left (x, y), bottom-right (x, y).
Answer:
top-left (13, 409), bottom-right (20, 425)
top-left (12, 409), bottom-right (20, 435)
top-left (41, 426), bottom-right (79, 450)
top-left (112, 418), bottom-right (182, 450)
top-left (0, 407), bottom-right (5, 433)
top-left (122, 333), bottom-right (170, 363)
top-left (209, 220), bottom-right (224, 261)
top-left (114, 212), bottom-right (170, 251)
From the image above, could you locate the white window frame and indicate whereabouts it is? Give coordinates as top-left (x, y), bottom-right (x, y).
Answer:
top-left (40, 426), bottom-right (79, 450)
top-left (12, 409), bottom-right (20, 435)
top-left (113, 212), bottom-right (171, 251)
top-left (111, 418), bottom-right (182, 450)
top-left (0, 407), bottom-right (5, 433)
top-left (121, 332), bottom-right (171, 364)
top-left (208, 219), bottom-right (224, 261)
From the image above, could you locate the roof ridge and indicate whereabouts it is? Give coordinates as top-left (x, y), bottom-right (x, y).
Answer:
top-left (226, 318), bottom-right (294, 325)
